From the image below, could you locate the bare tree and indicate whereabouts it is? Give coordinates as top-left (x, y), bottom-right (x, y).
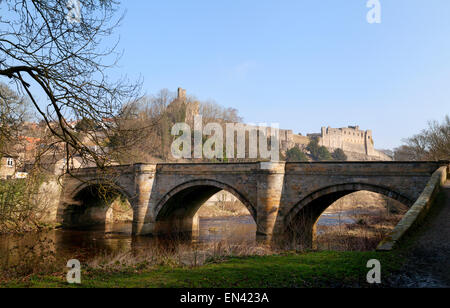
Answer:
top-left (395, 115), bottom-right (450, 161)
top-left (393, 145), bottom-right (418, 161)
top-left (0, 83), bottom-right (29, 158)
top-left (199, 100), bottom-right (242, 124)
top-left (106, 89), bottom-right (177, 163)
top-left (108, 89), bottom-right (245, 163)
top-left (0, 0), bottom-right (141, 170)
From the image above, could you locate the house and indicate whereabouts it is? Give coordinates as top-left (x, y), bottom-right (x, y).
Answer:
top-left (0, 155), bottom-right (17, 179)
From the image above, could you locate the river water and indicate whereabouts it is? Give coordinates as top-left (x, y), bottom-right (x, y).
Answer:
top-left (0, 213), bottom-right (354, 261)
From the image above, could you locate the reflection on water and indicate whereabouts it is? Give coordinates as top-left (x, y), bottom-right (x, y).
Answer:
top-left (0, 213), bottom-right (354, 261)
top-left (197, 216), bottom-right (256, 243)
top-left (0, 216), bottom-right (258, 261)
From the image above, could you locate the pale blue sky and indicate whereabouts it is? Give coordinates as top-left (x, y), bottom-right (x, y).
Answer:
top-left (19, 1), bottom-right (450, 149)
top-left (111, 0), bottom-right (450, 150)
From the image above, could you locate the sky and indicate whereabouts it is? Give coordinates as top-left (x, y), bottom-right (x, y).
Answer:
top-left (15, 0), bottom-right (450, 150)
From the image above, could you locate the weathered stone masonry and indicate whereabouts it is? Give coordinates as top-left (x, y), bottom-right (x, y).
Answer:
top-left (58, 161), bottom-right (446, 245)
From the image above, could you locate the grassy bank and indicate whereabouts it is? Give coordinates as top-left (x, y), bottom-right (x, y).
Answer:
top-left (1, 250), bottom-right (403, 288)
top-left (3, 189), bottom-right (443, 288)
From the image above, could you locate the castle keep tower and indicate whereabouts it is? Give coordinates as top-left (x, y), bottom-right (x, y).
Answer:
top-left (177, 87), bottom-right (187, 101)
top-left (172, 88), bottom-right (199, 127)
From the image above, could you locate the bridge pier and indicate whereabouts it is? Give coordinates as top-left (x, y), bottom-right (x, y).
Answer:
top-left (286, 210), bottom-right (321, 249)
top-left (131, 164), bottom-right (156, 236)
top-left (153, 214), bottom-right (200, 237)
top-left (256, 162), bottom-right (285, 239)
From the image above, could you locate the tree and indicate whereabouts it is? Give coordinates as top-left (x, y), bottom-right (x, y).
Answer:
top-left (199, 100), bottom-right (242, 124)
top-left (75, 118), bottom-right (97, 133)
top-left (306, 138), bottom-right (333, 161)
top-left (317, 146), bottom-right (332, 161)
top-left (285, 146), bottom-right (308, 162)
top-left (331, 148), bottom-right (347, 161)
top-left (393, 145), bottom-right (417, 161)
top-left (108, 89), bottom-right (245, 163)
top-left (395, 115), bottom-right (450, 161)
top-left (0, 0), bottom-right (140, 171)
top-left (107, 91), bottom-right (171, 163)
top-left (306, 138), bottom-right (320, 160)
top-left (0, 83), bottom-right (29, 158)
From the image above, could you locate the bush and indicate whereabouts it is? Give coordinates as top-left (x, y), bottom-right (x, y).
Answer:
top-left (317, 146), bottom-right (332, 161)
top-left (332, 148), bottom-right (348, 161)
top-left (285, 147), bottom-right (308, 162)
top-left (306, 139), bottom-right (333, 161)
top-left (0, 173), bottom-right (51, 234)
top-left (306, 138), bottom-right (320, 159)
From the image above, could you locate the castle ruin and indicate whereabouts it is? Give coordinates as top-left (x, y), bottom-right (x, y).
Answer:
top-left (176, 88), bottom-right (392, 161)
top-left (312, 126), bottom-right (391, 161)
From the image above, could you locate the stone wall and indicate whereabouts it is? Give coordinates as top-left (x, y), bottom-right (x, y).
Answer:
top-left (345, 150), bottom-right (393, 162)
top-left (317, 126), bottom-right (391, 161)
top-left (33, 178), bottom-right (62, 225)
top-left (377, 166), bottom-right (448, 250)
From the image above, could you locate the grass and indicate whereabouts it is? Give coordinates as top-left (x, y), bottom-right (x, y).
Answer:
top-left (1, 250), bottom-right (403, 288)
top-left (4, 189), bottom-right (444, 289)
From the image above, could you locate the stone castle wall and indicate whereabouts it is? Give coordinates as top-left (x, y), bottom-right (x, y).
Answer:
top-left (177, 88), bottom-right (391, 161)
top-left (319, 126), bottom-right (373, 155)
top-left (317, 126), bottom-right (391, 161)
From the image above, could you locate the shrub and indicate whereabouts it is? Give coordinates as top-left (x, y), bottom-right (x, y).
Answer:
top-left (307, 139), bottom-right (333, 161)
top-left (317, 146), bottom-right (332, 161)
top-left (0, 173), bottom-right (52, 234)
top-left (306, 138), bottom-right (320, 159)
top-left (332, 148), bottom-right (348, 161)
top-left (285, 147), bottom-right (308, 162)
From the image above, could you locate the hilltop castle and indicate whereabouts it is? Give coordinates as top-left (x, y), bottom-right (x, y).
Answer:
top-left (267, 125), bottom-right (391, 161)
top-left (176, 88), bottom-right (392, 161)
top-left (310, 126), bottom-right (391, 161)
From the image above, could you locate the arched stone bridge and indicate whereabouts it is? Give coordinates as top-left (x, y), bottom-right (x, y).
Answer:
top-left (58, 161), bottom-right (447, 244)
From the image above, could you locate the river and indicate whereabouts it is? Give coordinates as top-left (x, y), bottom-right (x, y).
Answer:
top-left (0, 213), bottom-right (355, 262)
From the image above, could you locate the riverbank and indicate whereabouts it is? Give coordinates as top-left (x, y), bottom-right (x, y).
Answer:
top-left (197, 201), bottom-right (251, 218)
top-left (1, 206), bottom-right (441, 289)
top-left (1, 250), bottom-right (403, 288)
top-left (0, 206), bottom-right (410, 287)
top-left (2, 186), bottom-right (448, 288)
top-left (0, 211), bottom-right (441, 288)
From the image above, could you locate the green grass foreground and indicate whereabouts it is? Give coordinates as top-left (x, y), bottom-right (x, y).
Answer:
top-left (1, 251), bottom-right (402, 288)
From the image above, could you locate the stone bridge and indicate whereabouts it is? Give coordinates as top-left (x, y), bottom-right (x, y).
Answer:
top-left (57, 161), bottom-right (447, 244)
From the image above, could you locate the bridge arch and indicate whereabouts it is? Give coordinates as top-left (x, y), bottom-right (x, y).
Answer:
top-left (153, 179), bottom-right (256, 235)
top-left (155, 179), bottom-right (256, 221)
top-left (69, 180), bottom-right (134, 202)
top-left (60, 181), bottom-right (135, 229)
top-left (283, 183), bottom-right (414, 247)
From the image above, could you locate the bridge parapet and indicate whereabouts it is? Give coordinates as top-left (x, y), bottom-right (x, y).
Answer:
top-left (66, 161), bottom-right (447, 177)
top-left (285, 161), bottom-right (444, 175)
top-left (155, 162), bottom-right (261, 174)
